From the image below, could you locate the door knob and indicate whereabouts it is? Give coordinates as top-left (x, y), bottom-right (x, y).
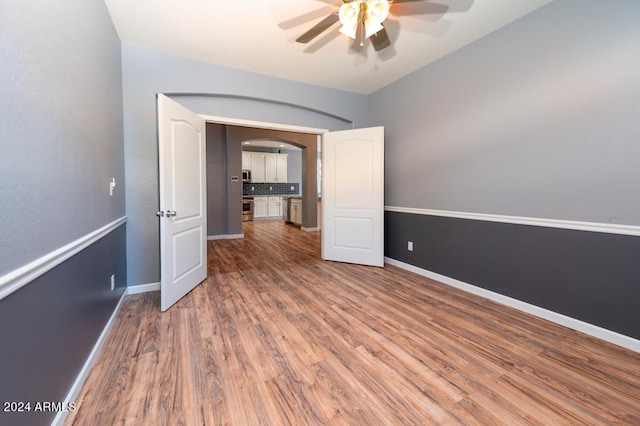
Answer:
top-left (166, 210), bottom-right (177, 217)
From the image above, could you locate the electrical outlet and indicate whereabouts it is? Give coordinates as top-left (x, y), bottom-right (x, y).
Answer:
top-left (290, 186), bottom-right (294, 190)
top-left (109, 178), bottom-right (116, 196)
top-left (269, 186), bottom-right (273, 191)
top-left (407, 241), bottom-right (413, 251)
top-left (110, 274), bottom-right (115, 290)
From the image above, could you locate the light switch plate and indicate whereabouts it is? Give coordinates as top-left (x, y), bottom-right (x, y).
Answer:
top-left (109, 178), bottom-right (116, 196)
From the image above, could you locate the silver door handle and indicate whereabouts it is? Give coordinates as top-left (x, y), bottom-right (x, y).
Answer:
top-left (156, 211), bottom-right (164, 217)
top-left (166, 210), bottom-right (177, 217)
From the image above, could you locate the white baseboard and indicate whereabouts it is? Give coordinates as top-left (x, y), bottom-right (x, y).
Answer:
top-left (302, 226), bottom-right (319, 232)
top-left (126, 282), bottom-right (160, 294)
top-left (51, 290), bottom-right (127, 426)
top-left (207, 233), bottom-right (244, 240)
top-left (385, 257), bottom-right (640, 354)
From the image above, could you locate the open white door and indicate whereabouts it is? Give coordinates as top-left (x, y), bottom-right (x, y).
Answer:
top-left (157, 94), bottom-right (207, 311)
top-left (322, 127), bottom-right (384, 267)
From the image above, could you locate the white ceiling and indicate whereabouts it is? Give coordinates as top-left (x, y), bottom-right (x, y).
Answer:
top-left (104, 0), bottom-right (554, 94)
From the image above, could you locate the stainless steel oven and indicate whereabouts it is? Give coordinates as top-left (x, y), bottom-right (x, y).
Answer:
top-left (242, 196), bottom-right (254, 221)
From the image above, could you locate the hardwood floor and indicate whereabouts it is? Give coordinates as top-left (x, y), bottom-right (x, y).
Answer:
top-left (66, 220), bottom-right (640, 425)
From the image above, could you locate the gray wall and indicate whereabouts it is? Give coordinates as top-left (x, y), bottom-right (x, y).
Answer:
top-left (0, 225), bottom-right (127, 426)
top-left (375, 0), bottom-right (640, 341)
top-left (0, 1), bottom-right (126, 424)
top-left (0, 0), bottom-right (125, 276)
top-left (284, 149), bottom-right (303, 194)
top-left (385, 212), bottom-right (640, 339)
top-left (206, 124), bottom-right (228, 236)
top-left (122, 44), bottom-right (368, 286)
top-left (370, 0), bottom-right (640, 226)
top-left (226, 128), bottom-right (244, 236)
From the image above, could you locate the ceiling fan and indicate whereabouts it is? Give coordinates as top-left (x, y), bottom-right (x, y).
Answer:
top-left (294, 0), bottom-right (450, 51)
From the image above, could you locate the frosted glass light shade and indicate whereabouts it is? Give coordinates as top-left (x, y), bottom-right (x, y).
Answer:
top-left (366, 0), bottom-right (390, 23)
top-left (338, 0), bottom-right (390, 41)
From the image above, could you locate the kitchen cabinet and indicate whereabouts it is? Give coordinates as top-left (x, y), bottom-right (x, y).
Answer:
top-left (290, 198), bottom-right (302, 226)
top-left (250, 153), bottom-right (266, 183)
top-left (243, 152), bottom-right (287, 183)
top-left (254, 196), bottom-right (268, 218)
top-left (267, 196), bottom-right (281, 217)
top-left (255, 196), bottom-right (282, 219)
top-left (276, 154), bottom-right (288, 183)
top-left (265, 155), bottom-right (277, 182)
top-left (265, 153), bottom-right (288, 183)
top-left (242, 152), bottom-right (251, 170)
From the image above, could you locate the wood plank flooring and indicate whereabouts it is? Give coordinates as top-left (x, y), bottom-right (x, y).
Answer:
top-left (66, 220), bottom-right (640, 425)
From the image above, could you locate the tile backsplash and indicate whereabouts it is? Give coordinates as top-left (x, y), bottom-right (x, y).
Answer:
top-left (243, 183), bottom-right (300, 196)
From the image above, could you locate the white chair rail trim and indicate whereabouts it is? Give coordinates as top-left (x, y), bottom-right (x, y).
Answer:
top-left (0, 216), bottom-right (127, 301)
top-left (384, 206), bottom-right (640, 237)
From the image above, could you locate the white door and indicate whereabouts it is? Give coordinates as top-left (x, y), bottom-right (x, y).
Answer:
top-left (157, 94), bottom-right (207, 311)
top-left (322, 127), bottom-right (384, 267)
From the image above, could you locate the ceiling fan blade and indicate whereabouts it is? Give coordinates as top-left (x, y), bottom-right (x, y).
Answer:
top-left (296, 13), bottom-right (340, 44)
top-left (391, 2), bottom-right (449, 16)
top-left (393, 0), bottom-right (474, 13)
top-left (371, 27), bottom-right (391, 52)
top-left (278, 6), bottom-right (334, 30)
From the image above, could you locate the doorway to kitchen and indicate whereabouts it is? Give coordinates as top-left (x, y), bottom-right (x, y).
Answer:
top-left (158, 103), bottom-right (384, 310)
top-left (242, 139), bottom-right (314, 231)
top-left (203, 119), bottom-right (323, 241)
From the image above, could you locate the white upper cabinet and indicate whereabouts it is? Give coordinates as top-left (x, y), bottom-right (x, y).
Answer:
top-left (244, 152), bottom-right (288, 183)
top-left (242, 152), bottom-right (251, 170)
top-left (276, 154), bottom-right (288, 183)
top-left (250, 153), bottom-right (266, 183)
top-left (265, 154), bottom-right (278, 182)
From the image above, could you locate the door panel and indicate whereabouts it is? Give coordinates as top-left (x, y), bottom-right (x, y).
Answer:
top-left (158, 94), bottom-right (207, 311)
top-left (172, 123), bottom-right (203, 220)
top-left (322, 127), bottom-right (384, 267)
top-left (173, 227), bottom-right (203, 280)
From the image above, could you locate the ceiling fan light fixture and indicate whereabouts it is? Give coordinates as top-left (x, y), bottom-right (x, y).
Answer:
top-left (366, 0), bottom-right (390, 24)
top-left (339, 24), bottom-right (358, 40)
top-left (338, 2), bottom-right (361, 39)
top-left (364, 19), bottom-right (384, 38)
top-left (338, 0), bottom-right (390, 41)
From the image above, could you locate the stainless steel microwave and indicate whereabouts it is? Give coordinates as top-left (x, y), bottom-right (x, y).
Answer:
top-left (242, 169), bottom-right (251, 183)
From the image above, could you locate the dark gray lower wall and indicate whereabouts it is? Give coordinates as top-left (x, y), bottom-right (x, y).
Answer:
top-left (385, 211), bottom-right (640, 340)
top-left (0, 224), bottom-right (126, 426)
